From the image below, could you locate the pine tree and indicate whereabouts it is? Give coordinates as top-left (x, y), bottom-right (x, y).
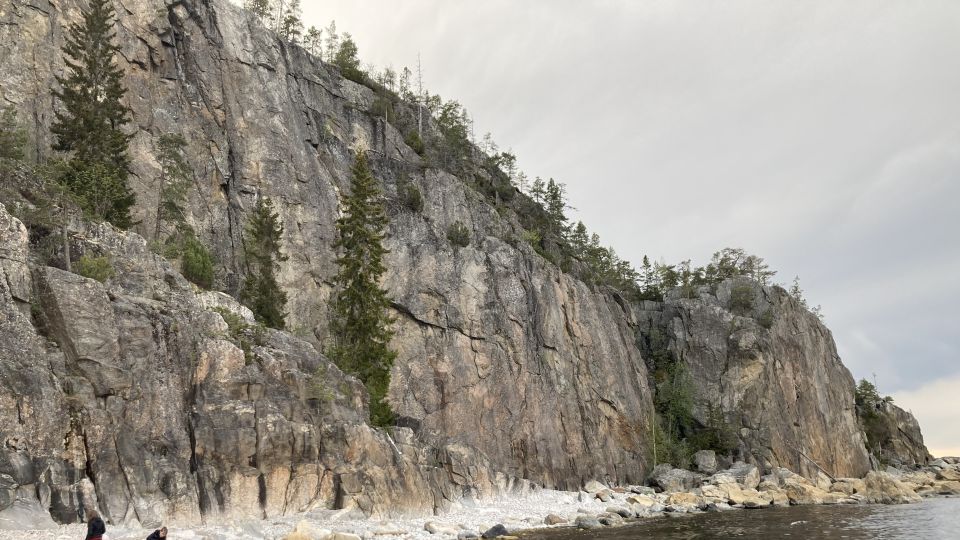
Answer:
top-left (334, 33), bottom-right (364, 82)
top-left (154, 133), bottom-right (191, 242)
top-left (544, 178), bottom-right (568, 228)
top-left (245, 0), bottom-right (272, 21)
top-left (278, 0), bottom-right (303, 43)
top-left (530, 176), bottom-right (546, 204)
top-left (324, 21), bottom-right (340, 62)
top-left (304, 26), bottom-right (322, 57)
top-left (0, 105), bottom-right (27, 162)
top-left (330, 150), bottom-right (396, 426)
top-left (240, 196), bottom-right (288, 329)
top-left (51, 0), bottom-right (135, 228)
top-left (789, 276), bottom-right (807, 308)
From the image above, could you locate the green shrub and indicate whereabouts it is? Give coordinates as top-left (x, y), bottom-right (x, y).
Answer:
top-left (729, 285), bottom-right (754, 315)
top-left (212, 307), bottom-right (266, 365)
top-left (370, 96), bottom-right (395, 123)
top-left (75, 255), bottom-right (114, 283)
top-left (181, 233), bottom-right (214, 289)
top-left (758, 309), bottom-right (774, 329)
top-left (404, 130), bottom-right (424, 155)
top-left (398, 180), bottom-right (423, 213)
top-left (446, 221), bottom-right (470, 248)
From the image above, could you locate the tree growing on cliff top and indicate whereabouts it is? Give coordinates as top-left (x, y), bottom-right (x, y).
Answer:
top-left (329, 150), bottom-right (396, 427)
top-left (241, 196), bottom-right (288, 329)
top-left (278, 0), bottom-right (303, 43)
top-left (51, 0), bottom-right (135, 228)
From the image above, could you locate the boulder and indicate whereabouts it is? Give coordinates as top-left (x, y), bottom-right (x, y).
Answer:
top-left (481, 524), bottom-right (509, 538)
top-left (574, 515), bottom-right (602, 529)
top-left (722, 462), bottom-right (761, 489)
top-left (544, 514), bottom-right (567, 525)
top-left (598, 513), bottom-right (623, 525)
top-left (626, 494), bottom-right (657, 507)
top-left (937, 468), bottom-right (960, 482)
top-left (830, 478), bottom-right (866, 496)
top-left (650, 465), bottom-right (702, 493)
top-left (584, 480), bottom-right (607, 493)
top-left (665, 492), bottom-right (703, 508)
top-left (605, 506), bottom-right (633, 518)
top-left (693, 450), bottom-right (718, 474)
top-left (861, 471), bottom-right (922, 504)
top-left (425, 521), bottom-right (459, 535)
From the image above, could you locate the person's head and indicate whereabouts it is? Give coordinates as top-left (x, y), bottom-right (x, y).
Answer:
top-left (159, 527), bottom-right (167, 537)
top-left (87, 510), bottom-right (99, 523)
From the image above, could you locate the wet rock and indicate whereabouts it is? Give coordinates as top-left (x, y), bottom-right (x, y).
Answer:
top-left (574, 515), bottom-right (603, 529)
top-left (481, 524), bottom-right (509, 538)
top-left (598, 512), bottom-right (623, 525)
top-left (544, 514), bottom-right (567, 525)
top-left (606, 506), bottom-right (633, 518)
top-left (595, 490), bottom-right (612, 502)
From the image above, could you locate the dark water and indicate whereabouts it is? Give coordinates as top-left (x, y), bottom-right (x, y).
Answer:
top-left (522, 498), bottom-right (960, 539)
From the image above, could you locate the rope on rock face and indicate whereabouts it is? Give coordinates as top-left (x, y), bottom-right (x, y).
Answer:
top-left (786, 442), bottom-right (837, 482)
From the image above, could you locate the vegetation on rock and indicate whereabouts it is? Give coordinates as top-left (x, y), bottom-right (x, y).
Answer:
top-left (51, 0), bottom-right (134, 228)
top-left (240, 197), bottom-right (288, 329)
top-left (329, 151), bottom-right (397, 426)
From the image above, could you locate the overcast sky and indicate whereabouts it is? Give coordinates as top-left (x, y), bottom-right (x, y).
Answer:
top-left (297, 1), bottom-right (960, 456)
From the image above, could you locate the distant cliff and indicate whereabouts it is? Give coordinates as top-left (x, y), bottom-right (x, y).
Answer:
top-left (0, 0), bottom-right (925, 528)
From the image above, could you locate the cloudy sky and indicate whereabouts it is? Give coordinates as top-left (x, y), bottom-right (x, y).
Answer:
top-left (298, 1), bottom-right (960, 455)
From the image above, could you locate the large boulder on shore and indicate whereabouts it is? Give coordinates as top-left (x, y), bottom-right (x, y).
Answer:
top-left (650, 464), bottom-right (702, 493)
top-left (861, 471), bottom-right (922, 504)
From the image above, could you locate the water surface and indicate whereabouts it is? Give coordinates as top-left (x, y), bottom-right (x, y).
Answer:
top-left (522, 497), bottom-right (960, 539)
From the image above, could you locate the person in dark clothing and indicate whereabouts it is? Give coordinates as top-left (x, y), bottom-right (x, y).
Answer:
top-left (146, 526), bottom-right (168, 540)
top-left (85, 510), bottom-right (106, 540)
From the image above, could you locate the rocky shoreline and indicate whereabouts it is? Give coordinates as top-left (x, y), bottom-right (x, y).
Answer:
top-left (2, 457), bottom-right (957, 540)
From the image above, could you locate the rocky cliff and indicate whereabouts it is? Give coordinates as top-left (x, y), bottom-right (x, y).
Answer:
top-left (0, 0), bottom-right (927, 529)
top-left (635, 278), bottom-right (873, 480)
top-left (0, 201), bottom-right (538, 528)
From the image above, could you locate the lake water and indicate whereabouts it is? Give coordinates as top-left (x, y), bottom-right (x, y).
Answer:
top-left (522, 497), bottom-right (960, 539)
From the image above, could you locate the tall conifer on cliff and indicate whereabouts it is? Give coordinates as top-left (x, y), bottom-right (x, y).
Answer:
top-left (240, 196), bottom-right (288, 329)
top-left (51, 0), bottom-right (135, 228)
top-left (330, 150), bottom-right (396, 426)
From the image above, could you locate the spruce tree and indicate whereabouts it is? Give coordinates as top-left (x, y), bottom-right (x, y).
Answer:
top-left (0, 105), bottom-right (27, 162)
top-left (52, 0), bottom-right (134, 228)
top-left (330, 150), bottom-right (396, 426)
top-left (240, 196), bottom-right (288, 329)
top-left (154, 133), bottom-right (191, 242)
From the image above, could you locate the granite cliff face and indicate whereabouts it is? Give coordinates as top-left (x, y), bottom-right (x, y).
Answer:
top-left (0, 201), bottom-right (537, 528)
top-left (0, 0), bottom-right (928, 528)
top-left (635, 278), bottom-right (873, 480)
